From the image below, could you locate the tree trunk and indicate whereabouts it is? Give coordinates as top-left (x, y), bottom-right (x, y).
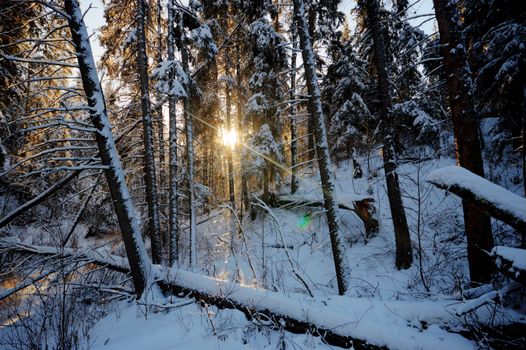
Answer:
top-left (225, 56), bottom-right (236, 213)
top-left (290, 27), bottom-right (298, 194)
top-left (236, 41), bottom-right (249, 217)
top-left (306, 5), bottom-right (316, 166)
top-left (364, 0), bottom-right (412, 270)
top-left (433, 0), bottom-right (494, 284)
top-left (167, 0), bottom-right (179, 266)
top-left (136, 0), bottom-right (163, 265)
top-left (177, 10), bottom-right (197, 267)
top-left (64, 0), bottom-right (153, 297)
top-left (156, 0), bottom-right (166, 246)
top-left (293, 0), bottom-right (350, 295)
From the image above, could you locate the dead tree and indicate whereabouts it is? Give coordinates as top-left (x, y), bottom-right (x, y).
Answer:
top-left (432, 0), bottom-right (494, 284)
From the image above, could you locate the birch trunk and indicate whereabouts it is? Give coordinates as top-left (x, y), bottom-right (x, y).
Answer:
top-left (292, 0), bottom-right (350, 295)
top-left (136, 0), bottom-right (163, 265)
top-left (365, 0), bottom-right (412, 270)
top-left (432, 0), bottom-right (494, 283)
top-left (64, 0), bottom-right (153, 296)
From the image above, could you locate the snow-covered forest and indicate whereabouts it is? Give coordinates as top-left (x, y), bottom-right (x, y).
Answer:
top-left (0, 0), bottom-right (525, 349)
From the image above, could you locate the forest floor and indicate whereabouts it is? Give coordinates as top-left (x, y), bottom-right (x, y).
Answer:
top-left (1, 152), bottom-right (525, 349)
top-left (85, 153), bottom-right (525, 350)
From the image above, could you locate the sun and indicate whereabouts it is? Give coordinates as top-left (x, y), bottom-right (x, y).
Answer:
top-left (220, 128), bottom-right (238, 148)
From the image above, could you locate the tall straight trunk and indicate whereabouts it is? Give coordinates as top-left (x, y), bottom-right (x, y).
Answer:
top-left (290, 27), bottom-right (298, 194)
top-left (293, 0), bottom-right (350, 295)
top-left (433, 0), bottom-right (494, 283)
top-left (177, 10), bottom-right (197, 267)
top-left (167, 0), bottom-right (179, 266)
top-left (306, 5), bottom-right (316, 166)
top-left (65, 0), bottom-right (153, 296)
top-left (225, 58), bottom-right (236, 213)
top-left (156, 0), bottom-right (166, 201)
top-left (365, 0), bottom-right (412, 270)
top-left (522, 87), bottom-right (526, 198)
top-left (136, 0), bottom-right (163, 265)
top-left (156, 0), bottom-right (166, 249)
top-left (236, 41), bottom-right (249, 214)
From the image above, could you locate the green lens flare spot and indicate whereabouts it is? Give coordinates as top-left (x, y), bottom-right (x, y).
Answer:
top-left (298, 214), bottom-right (312, 230)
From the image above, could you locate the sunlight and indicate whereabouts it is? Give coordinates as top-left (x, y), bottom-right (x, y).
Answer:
top-left (220, 128), bottom-right (238, 148)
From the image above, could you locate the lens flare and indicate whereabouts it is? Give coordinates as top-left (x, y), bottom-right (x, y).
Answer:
top-left (220, 128), bottom-right (238, 148)
top-left (298, 213), bottom-right (312, 230)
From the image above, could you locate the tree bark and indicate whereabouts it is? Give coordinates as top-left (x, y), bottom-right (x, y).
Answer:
top-left (177, 10), bottom-right (197, 267)
top-left (364, 0), bottom-right (412, 270)
top-left (64, 0), bottom-right (153, 296)
top-left (290, 27), bottom-right (298, 194)
top-left (225, 55), bottom-right (236, 213)
top-left (293, 0), bottom-right (350, 295)
top-left (136, 0), bottom-right (163, 265)
top-left (167, 0), bottom-right (179, 267)
top-left (236, 40), bottom-right (249, 217)
top-left (432, 0), bottom-right (494, 284)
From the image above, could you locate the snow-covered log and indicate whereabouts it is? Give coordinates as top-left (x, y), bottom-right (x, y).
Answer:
top-left (1, 240), bottom-right (476, 350)
top-left (455, 291), bottom-right (499, 316)
top-left (0, 240), bottom-right (129, 274)
top-left (491, 246), bottom-right (526, 285)
top-left (427, 166), bottom-right (526, 233)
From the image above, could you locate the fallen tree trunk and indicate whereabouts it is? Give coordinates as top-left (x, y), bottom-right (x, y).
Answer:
top-left (492, 246), bottom-right (526, 285)
top-left (427, 166), bottom-right (526, 233)
top-left (0, 239), bottom-right (383, 349)
top-left (275, 194), bottom-right (379, 237)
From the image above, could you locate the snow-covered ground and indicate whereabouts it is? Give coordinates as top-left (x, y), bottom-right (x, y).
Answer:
top-left (2, 153), bottom-right (525, 349)
top-left (86, 154), bottom-right (526, 349)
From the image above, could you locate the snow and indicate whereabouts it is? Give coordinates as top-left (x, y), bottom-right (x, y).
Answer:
top-left (455, 291), bottom-right (498, 316)
top-left (4, 153), bottom-right (525, 350)
top-left (152, 60), bottom-right (188, 98)
top-left (249, 18), bottom-right (280, 51)
top-left (426, 165), bottom-right (526, 223)
top-left (245, 93), bottom-right (269, 116)
top-left (191, 24), bottom-right (218, 57)
top-left (492, 246), bottom-right (526, 271)
top-left (87, 288), bottom-right (476, 350)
